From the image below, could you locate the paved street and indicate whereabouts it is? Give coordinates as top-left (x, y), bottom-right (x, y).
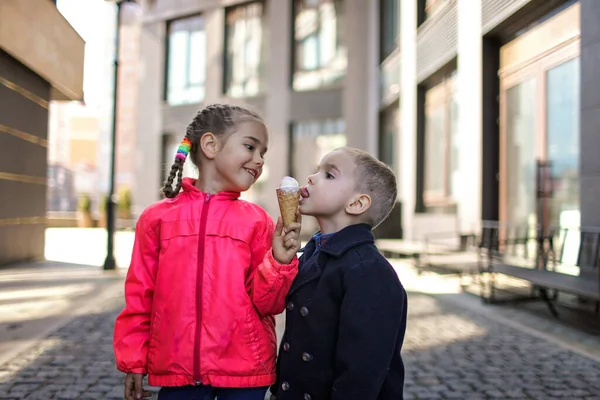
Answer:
top-left (403, 293), bottom-right (600, 399)
top-left (1, 230), bottom-right (600, 399)
top-left (1, 272), bottom-right (600, 399)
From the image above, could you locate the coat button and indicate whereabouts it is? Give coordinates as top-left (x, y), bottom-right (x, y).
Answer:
top-left (287, 302), bottom-right (295, 311)
top-left (283, 342), bottom-right (290, 351)
top-left (300, 306), bottom-right (309, 316)
top-left (281, 381), bottom-right (290, 391)
top-left (304, 394), bottom-right (312, 400)
top-left (301, 352), bottom-right (313, 362)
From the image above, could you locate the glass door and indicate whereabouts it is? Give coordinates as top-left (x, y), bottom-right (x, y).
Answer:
top-left (504, 79), bottom-right (537, 229)
top-left (499, 2), bottom-right (580, 234)
top-left (546, 57), bottom-right (580, 228)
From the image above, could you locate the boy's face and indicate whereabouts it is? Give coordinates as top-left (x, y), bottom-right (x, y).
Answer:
top-left (299, 149), bottom-right (359, 220)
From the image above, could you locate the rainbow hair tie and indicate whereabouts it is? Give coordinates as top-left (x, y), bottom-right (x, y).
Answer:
top-left (175, 137), bottom-right (192, 161)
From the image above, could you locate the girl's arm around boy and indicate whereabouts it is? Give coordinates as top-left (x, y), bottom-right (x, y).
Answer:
top-left (248, 213), bottom-right (302, 316)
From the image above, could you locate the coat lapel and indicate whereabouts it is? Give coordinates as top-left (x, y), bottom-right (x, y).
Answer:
top-left (288, 241), bottom-right (323, 296)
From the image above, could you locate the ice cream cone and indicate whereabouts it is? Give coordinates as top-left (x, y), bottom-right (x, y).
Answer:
top-left (277, 187), bottom-right (300, 227)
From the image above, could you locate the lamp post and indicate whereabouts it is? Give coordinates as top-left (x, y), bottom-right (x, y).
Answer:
top-left (103, 0), bottom-right (136, 270)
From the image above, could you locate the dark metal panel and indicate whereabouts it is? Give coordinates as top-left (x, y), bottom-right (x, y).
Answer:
top-left (0, 50), bottom-right (49, 266)
top-left (416, 1), bottom-right (458, 84)
top-left (0, 50), bottom-right (51, 101)
top-left (0, 134), bottom-right (47, 178)
top-left (481, 37), bottom-right (500, 221)
top-left (0, 85), bottom-right (49, 141)
top-left (0, 180), bottom-right (47, 220)
top-left (0, 224), bottom-right (46, 266)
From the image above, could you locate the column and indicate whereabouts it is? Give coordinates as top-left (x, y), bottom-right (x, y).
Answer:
top-left (343, 0), bottom-right (378, 155)
top-left (260, 0), bottom-right (292, 218)
top-left (399, 0), bottom-right (417, 240)
top-left (580, 0), bottom-right (600, 226)
top-left (456, 0), bottom-right (483, 233)
top-left (133, 21), bottom-right (165, 214)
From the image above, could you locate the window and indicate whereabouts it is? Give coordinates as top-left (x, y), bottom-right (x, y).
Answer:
top-left (498, 2), bottom-right (580, 228)
top-left (379, 0), bottom-right (399, 62)
top-left (293, 0), bottom-right (347, 91)
top-left (290, 118), bottom-right (346, 235)
top-left (423, 73), bottom-right (458, 204)
top-left (224, 2), bottom-right (265, 98)
top-left (166, 15), bottom-right (206, 106)
top-left (290, 118), bottom-right (346, 178)
top-left (379, 105), bottom-right (399, 171)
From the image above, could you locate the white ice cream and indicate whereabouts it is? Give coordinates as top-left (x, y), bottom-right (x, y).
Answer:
top-left (279, 176), bottom-right (299, 189)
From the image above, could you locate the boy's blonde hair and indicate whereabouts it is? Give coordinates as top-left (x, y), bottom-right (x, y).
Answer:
top-left (341, 147), bottom-right (398, 228)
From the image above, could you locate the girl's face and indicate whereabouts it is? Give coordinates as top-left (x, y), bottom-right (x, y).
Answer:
top-left (213, 120), bottom-right (269, 192)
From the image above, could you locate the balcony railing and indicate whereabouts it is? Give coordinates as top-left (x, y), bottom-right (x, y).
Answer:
top-left (379, 47), bottom-right (401, 108)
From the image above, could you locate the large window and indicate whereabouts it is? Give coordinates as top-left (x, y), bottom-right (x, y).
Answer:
top-left (379, 0), bottom-right (399, 62)
top-left (499, 2), bottom-right (580, 229)
top-left (166, 15), bottom-right (206, 106)
top-left (224, 2), bottom-right (265, 98)
top-left (423, 74), bottom-right (459, 205)
top-left (293, 0), bottom-right (347, 91)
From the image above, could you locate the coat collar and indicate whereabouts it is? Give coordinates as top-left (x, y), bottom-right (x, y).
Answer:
top-left (289, 224), bottom-right (375, 297)
top-left (304, 223), bottom-right (375, 258)
top-left (181, 178), bottom-right (240, 200)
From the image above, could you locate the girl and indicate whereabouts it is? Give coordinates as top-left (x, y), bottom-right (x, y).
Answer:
top-left (113, 104), bottom-right (301, 400)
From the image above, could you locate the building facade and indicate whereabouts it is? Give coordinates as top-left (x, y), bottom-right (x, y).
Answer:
top-left (134, 0), bottom-right (379, 235)
top-left (49, 0), bottom-right (140, 217)
top-left (133, 0), bottom-right (598, 239)
top-left (0, 0), bottom-right (84, 265)
top-left (396, 0), bottom-right (598, 240)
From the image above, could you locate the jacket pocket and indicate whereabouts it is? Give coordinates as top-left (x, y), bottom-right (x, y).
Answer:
top-left (205, 220), bottom-right (254, 244)
top-left (159, 220), bottom-right (198, 254)
top-left (244, 306), bottom-right (277, 374)
top-left (205, 221), bottom-right (254, 277)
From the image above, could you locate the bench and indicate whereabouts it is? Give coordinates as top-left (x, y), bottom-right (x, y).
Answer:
top-left (478, 220), bottom-right (600, 317)
top-left (377, 239), bottom-right (431, 267)
top-left (419, 231), bottom-right (480, 277)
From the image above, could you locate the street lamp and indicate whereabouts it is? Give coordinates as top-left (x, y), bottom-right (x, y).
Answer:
top-left (103, 0), bottom-right (137, 271)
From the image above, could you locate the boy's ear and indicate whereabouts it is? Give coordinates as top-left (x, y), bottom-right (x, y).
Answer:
top-left (200, 132), bottom-right (219, 159)
top-left (346, 193), bottom-right (371, 216)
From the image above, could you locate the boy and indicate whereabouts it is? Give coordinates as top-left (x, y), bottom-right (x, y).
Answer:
top-left (271, 147), bottom-right (407, 400)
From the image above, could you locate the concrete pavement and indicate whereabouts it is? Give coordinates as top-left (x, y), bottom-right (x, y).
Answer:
top-left (2, 229), bottom-right (600, 399)
top-left (0, 228), bottom-right (133, 369)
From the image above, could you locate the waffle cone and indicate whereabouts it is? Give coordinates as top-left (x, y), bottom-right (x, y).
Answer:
top-left (277, 188), bottom-right (300, 227)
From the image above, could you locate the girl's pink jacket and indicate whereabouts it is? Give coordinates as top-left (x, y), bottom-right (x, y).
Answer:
top-left (113, 178), bottom-right (298, 388)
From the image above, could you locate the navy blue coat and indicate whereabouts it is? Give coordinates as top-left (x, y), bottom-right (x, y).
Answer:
top-left (271, 223), bottom-right (407, 400)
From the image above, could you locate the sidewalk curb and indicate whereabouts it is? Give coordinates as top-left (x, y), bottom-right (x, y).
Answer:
top-left (0, 276), bottom-right (124, 367)
top-left (435, 290), bottom-right (600, 364)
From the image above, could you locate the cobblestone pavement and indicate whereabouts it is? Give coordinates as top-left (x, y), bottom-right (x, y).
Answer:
top-left (403, 294), bottom-right (600, 399)
top-left (2, 286), bottom-right (600, 399)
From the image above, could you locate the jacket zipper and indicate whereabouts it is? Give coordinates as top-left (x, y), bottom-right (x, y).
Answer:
top-left (194, 193), bottom-right (211, 385)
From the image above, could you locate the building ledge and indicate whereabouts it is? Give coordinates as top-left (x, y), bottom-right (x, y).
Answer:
top-left (0, 0), bottom-right (85, 101)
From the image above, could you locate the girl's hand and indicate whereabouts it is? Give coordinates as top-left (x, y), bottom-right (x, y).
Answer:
top-left (124, 373), bottom-right (151, 400)
top-left (272, 212), bottom-right (302, 265)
